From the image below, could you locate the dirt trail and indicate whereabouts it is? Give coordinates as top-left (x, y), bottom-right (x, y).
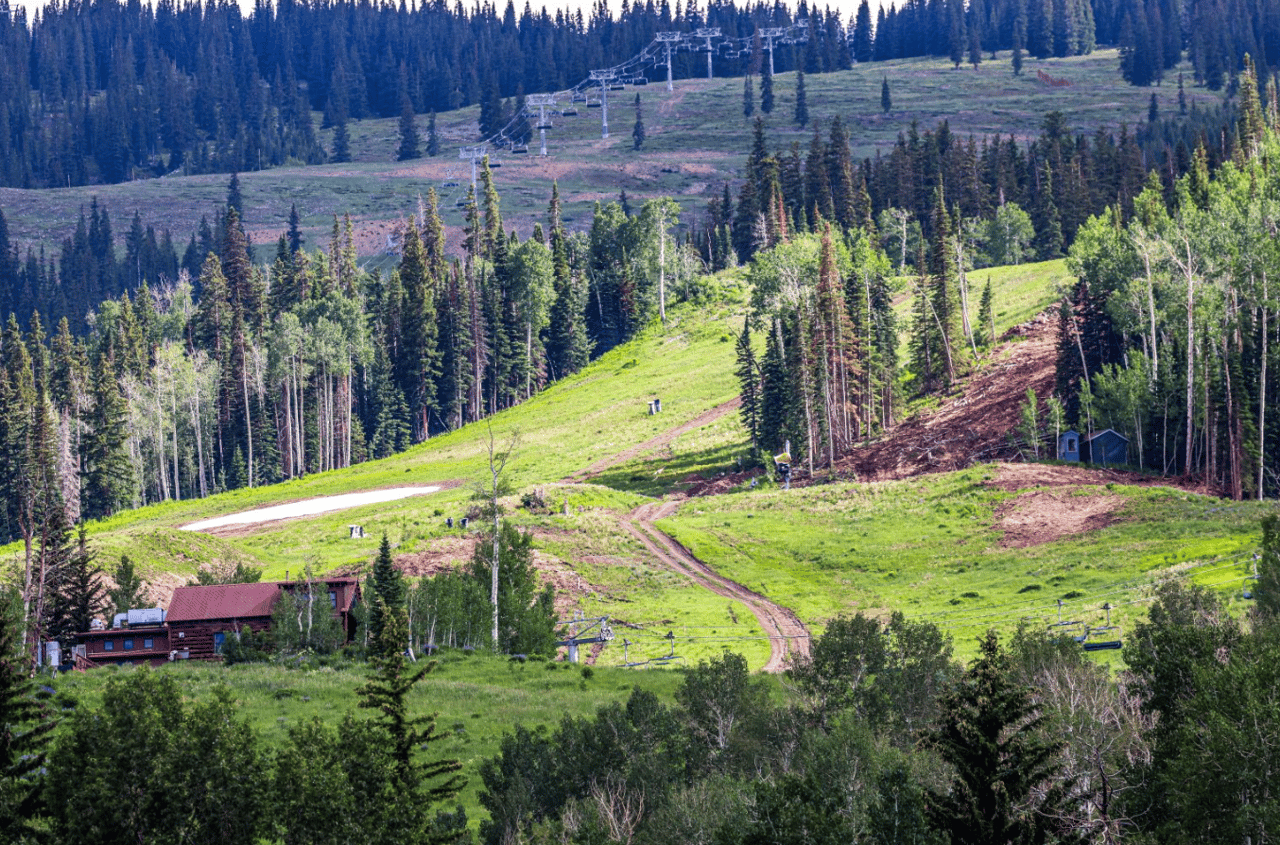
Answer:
top-left (624, 500), bottom-right (810, 672)
top-left (564, 397), bottom-right (741, 482)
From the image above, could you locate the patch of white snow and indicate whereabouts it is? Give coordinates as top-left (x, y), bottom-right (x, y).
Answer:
top-left (180, 486), bottom-right (441, 532)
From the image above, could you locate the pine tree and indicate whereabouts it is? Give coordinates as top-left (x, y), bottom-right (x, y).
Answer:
top-left (82, 354), bottom-right (133, 521)
top-left (367, 534), bottom-right (408, 658)
top-left (332, 118), bottom-right (351, 163)
top-left (632, 93), bottom-right (645, 150)
top-left (107, 554), bottom-right (147, 618)
top-left (977, 276), bottom-right (995, 348)
top-left (735, 319), bottom-right (762, 456)
top-left (0, 607), bottom-right (55, 839)
top-left (761, 62), bottom-right (775, 114)
top-left (743, 75), bottom-right (755, 118)
top-left (794, 69), bottom-right (809, 128)
top-left (427, 111), bottom-right (440, 157)
top-left (924, 630), bottom-right (1074, 845)
top-left (1013, 11), bottom-right (1026, 75)
top-left (397, 93), bottom-right (421, 161)
top-left (881, 76), bottom-right (892, 113)
top-left (287, 204), bottom-right (303, 254)
top-left (49, 523), bottom-right (105, 645)
top-left (853, 0), bottom-right (875, 63)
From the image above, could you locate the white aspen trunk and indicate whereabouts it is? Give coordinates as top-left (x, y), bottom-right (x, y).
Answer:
top-left (526, 321), bottom-right (533, 400)
top-left (171, 382), bottom-right (180, 500)
top-left (155, 391), bottom-right (169, 501)
top-left (1144, 252), bottom-right (1159, 383)
top-left (192, 384), bottom-right (208, 498)
top-left (658, 208), bottom-right (667, 324)
top-left (955, 237), bottom-right (977, 357)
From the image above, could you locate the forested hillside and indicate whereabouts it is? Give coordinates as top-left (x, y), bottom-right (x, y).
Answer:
top-left (0, 0), bottom-right (1269, 190)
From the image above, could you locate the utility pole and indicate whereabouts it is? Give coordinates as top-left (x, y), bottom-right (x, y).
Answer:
top-left (656, 31), bottom-right (682, 92)
top-left (459, 145), bottom-right (487, 193)
top-left (695, 27), bottom-right (720, 78)
top-left (589, 69), bottom-right (613, 139)
top-left (527, 93), bottom-right (556, 156)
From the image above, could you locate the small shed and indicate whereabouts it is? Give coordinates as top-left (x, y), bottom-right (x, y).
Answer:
top-left (1083, 429), bottom-right (1129, 467)
top-left (1057, 430), bottom-right (1081, 462)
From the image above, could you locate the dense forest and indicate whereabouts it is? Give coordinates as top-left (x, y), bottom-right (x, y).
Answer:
top-left (0, 0), bottom-right (1273, 189)
top-left (731, 62), bottom-right (1280, 498)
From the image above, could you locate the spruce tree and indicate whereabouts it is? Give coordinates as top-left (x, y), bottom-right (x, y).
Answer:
top-left (881, 76), bottom-right (892, 113)
top-left (631, 93), bottom-right (645, 150)
top-left (332, 118), bottom-right (351, 163)
top-left (761, 62), bottom-right (775, 113)
top-left (287, 204), bottom-right (303, 254)
top-left (427, 111), bottom-right (440, 156)
top-left (50, 523), bottom-right (105, 644)
top-left (82, 354), bottom-right (133, 521)
top-left (853, 0), bottom-right (875, 63)
top-left (735, 318), bottom-right (762, 456)
top-left (1012, 12), bottom-right (1026, 74)
top-left (367, 534), bottom-right (408, 658)
top-left (397, 93), bottom-right (421, 161)
top-left (924, 630), bottom-right (1074, 845)
top-left (977, 276), bottom-right (995, 348)
top-left (0, 607), bottom-right (55, 839)
top-left (743, 74), bottom-right (755, 118)
top-left (794, 68), bottom-right (809, 128)
top-left (107, 554), bottom-right (147, 618)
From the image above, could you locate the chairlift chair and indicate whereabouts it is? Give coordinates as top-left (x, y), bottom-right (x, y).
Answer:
top-left (561, 106), bottom-right (579, 116)
top-left (511, 143), bottom-right (529, 154)
top-left (1082, 626), bottom-right (1123, 651)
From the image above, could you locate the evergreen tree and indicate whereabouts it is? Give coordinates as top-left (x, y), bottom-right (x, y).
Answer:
top-left (632, 93), bottom-right (645, 150)
top-left (82, 354), bottom-right (133, 521)
top-left (0, 606), bottom-right (55, 840)
top-left (107, 554), bottom-right (147, 618)
top-left (367, 534), bottom-right (408, 658)
top-left (398, 93), bottom-right (421, 161)
top-left (743, 75), bottom-right (755, 118)
top-left (853, 0), bottom-right (875, 63)
top-left (287, 204), bottom-right (304, 254)
top-left (924, 630), bottom-right (1076, 845)
top-left (332, 118), bottom-right (351, 164)
top-left (977, 276), bottom-right (995, 348)
top-left (881, 76), bottom-right (892, 113)
top-left (427, 111), bottom-right (440, 157)
top-left (1013, 11), bottom-right (1026, 74)
top-left (353, 626), bottom-right (464, 843)
top-left (761, 62), bottom-right (775, 114)
top-left (735, 318), bottom-right (762, 456)
top-left (794, 69), bottom-right (809, 128)
top-left (49, 524), bottom-right (105, 644)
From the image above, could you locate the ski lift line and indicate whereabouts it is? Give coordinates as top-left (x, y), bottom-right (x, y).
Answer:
top-left (929, 560), bottom-right (1256, 632)
top-left (915, 552), bottom-right (1255, 624)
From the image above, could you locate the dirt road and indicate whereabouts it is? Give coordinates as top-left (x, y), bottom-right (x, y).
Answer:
top-left (623, 500), bottom-right (810, 672)
top-left (563, 396), bottom-right (741, 483)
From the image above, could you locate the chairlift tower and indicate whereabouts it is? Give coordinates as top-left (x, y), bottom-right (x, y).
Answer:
top-left (458, 144), bottom-right (487, 193)
top-left (527, 93), bottom-right (556, 156)
top-left (760, 27), bottom-right (787, 77)
top-left (557, 613), bottom-right (614, 663)
top-left (694, 27), bottom-right (720, 78)
top-left (656, 31), bottom-right (682, 92)
top-left (589, 69), bottom-right (614, 139)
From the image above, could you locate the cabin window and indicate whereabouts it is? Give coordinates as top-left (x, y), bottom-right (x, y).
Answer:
top-left (103, 640), bottom-right (114, 651)
top-left (143, 638), bottom-right (154, 649)
top-left (329, 591), bottom-right (338, 608)
top-left (123, 639), bottom-right (134, 651)
top-left (1068, 438), bottom-right (1076, 451)
top-left (214, 632), bottom-right (226, 655)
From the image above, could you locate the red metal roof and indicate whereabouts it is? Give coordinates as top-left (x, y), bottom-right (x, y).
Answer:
top-left (166, 582), bottom-right (283, 622)
top-left (278, 578), bottom-right (360, 613)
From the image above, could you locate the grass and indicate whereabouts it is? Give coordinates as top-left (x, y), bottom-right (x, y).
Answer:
top-left (48, 651), bottom-right (691, 822)
top-left (0, 51), bottom-right (1216, 260)
top-left (657, 466), bottom-right (1270, 660)
top-left (8, 283), bottom-right (744, 584)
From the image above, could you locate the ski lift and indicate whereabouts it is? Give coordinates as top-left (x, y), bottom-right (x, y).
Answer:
top-left (561, 106), bottom-right (579, 116)
top-left (1082, 603), bottom-right (1122, 650)
top-left (571, 91), bottom-right (588, 103)
top-left (511, 143), bottom-right (529, 154)
top-left (537, 119), bottom-right (553, 130)
top-left (609, 81), bottom-right (625, 91)
top-left (632, 76), bottom-right (649, 86)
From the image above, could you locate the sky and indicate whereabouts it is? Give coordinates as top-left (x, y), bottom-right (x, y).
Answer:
top-left (9, 0), bottom-right (870, 22)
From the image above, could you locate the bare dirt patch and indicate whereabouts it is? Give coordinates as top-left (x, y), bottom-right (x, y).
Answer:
top-left (339, 533), bottom-right (602, 618)
top-left (988, 462), bottom-right (1183, 492)
top-left (849, 313), bottom-right (1059, 482)
top-left (993, 488), bottom-right (1126, 548)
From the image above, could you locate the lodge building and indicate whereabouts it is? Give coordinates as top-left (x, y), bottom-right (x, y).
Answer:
top-left (72, 577), bottom-right (360, 669)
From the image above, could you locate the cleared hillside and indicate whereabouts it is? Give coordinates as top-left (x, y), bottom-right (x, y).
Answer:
top-left (0, 51), bottom-right (1215, 260)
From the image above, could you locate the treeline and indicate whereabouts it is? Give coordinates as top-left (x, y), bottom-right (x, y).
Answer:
top-left (700, 109), bottom-right (1236, 279)
top-left (0, 168), bottom-right (695, 549)
top-left (1055, 59), bottom-right (1280, 498)
top-left (0, 0), bottom-right (857, 188)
